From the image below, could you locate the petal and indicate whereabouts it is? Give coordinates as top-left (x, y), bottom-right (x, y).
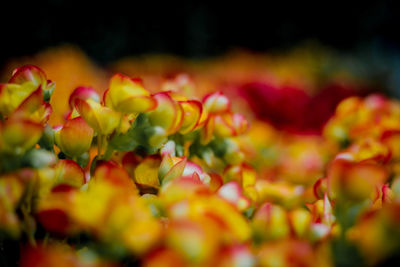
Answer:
top-left (12, 88), bottom-right (52, 123)
top-left (202, 91), bottom-right (230, 114)
top-left (200, 116), bottom-right (215, 145)
top-left (134, 156), bottom-right (161, 190)
top-left (108, 73), bottom-right (155, 113)
top-left (162, 157), bottom-right (187, 186)
top-left (1, 119), bottom-right (43, 154)
top-left (75, 99), bottom-right (120, 135)
top-left (117, 95), bottom-right (157, 114)
top-left (54, 159), bottom-right (85, 187)
top-left (313, 177), bottom-right (328, 200)
top-left (69, 86), bottom-right (100, 109)
top-left (149, 92), bottom-right (180, 134)
top-left (232, 113), bottom-right (249, 135)
top-left (9, 65), bottom-right (47, 89)
top-left (0, 83), bottom-right (37, 117)
top-left (179, 100), bottom-right (202, 134)
top-left (208, 173), bottom-right (223, 192)
top-left (58, 117), bottom-right (94, 157)
top-left (110, 73), bottom-right (149, 98)
top-left (214, 114), bottom-right (236, 137)
top-left (92, 161), bottom-right (137, 192)
top-left (218, 181), bottom-right (250, 211)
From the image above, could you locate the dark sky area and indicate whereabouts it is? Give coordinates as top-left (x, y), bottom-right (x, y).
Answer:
top-left (1, 1), bottom-right (399, 66)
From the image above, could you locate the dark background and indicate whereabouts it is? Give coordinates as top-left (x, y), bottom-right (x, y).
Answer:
top-left (0, 1), bottom-right (399, 66)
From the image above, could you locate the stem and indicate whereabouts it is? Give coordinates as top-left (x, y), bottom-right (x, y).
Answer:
top-left (21, 180), bottom-right (36, 247)
top-left (116, 113), bottom-right (124, 133)
top-left (97, 135), bottom-right (110, 160)
top-left (43, 232), bottom-right (50, 247)
top-left (21, 205), bottom-right (36, 247)
top-left (102, 135), bottom-right (109, 160)
top-left (97, 134), bottom-right (103, 157)
top-left (103, 143), bottom-right (114, 161)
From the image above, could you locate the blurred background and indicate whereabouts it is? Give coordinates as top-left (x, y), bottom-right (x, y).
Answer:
top-left (1, 1), bottom-right (400, 128)
top-left (1, 1), bottom-right (400, 63)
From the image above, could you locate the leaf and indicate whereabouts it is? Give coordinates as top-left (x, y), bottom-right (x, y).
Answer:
top-left (23, 149), bottom-right (56, 169)
top-left (38, 125), bottom-right (54, 152)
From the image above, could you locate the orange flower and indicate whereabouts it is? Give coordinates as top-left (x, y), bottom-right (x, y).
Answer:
top-left (327, 158), bottom-right (388, 202)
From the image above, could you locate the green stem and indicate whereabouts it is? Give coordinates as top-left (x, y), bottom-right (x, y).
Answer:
top-left (21, 180), bottom-right (36, 247)
top-left (97, 135), bottom-right (110, 160)
top-left (97, 134), bottom-right (103, 157)
top-left (101, 135), bottom-right (109, 160)
top-left (103, 143), bottom-right (114, 161)
top-left (43, 232), bottom-right (50, 247)
top-left (116, 113), bottom-right (124, 133)
top-left (21, 205), bottom-right (36, 247)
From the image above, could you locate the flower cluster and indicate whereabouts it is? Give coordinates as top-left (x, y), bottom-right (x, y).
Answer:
top-left (1, 64), bottom-right (400, 267)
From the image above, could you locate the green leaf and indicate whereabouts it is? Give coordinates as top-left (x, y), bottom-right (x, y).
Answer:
top-left (76, 152), bottom-right (90, 168)
top-left (38, 125), bottom-right (54, 152)
top-left (23, 149), bottom-right (56, 168)
top-left (109, 133), bottom-right (138, 152)
top-left (43, 82), bottom-right (56, 103)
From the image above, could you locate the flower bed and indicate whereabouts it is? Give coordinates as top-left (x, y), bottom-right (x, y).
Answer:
top-left (0, 64), bottom-right (400, 266)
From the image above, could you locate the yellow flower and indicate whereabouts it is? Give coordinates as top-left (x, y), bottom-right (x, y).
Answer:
top-left (54, 117), bottom-right (94, 158)
top-left (105, 73), bottom-right (157, 114)
top-left (202, 91), bottom-right (230, 114)
top-left (0, 65), bottom-right (53, 117)
top-left (148, 92), bottom-right (183, 135)
top-left (75, 98), bottom-right (120, 135)
top-left (178, 100), bottom-right (203, 134)
top-left (0, 118), bottom-right (43, 155)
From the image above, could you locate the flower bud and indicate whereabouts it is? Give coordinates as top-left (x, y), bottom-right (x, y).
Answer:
top-left (0, 118), bottom-right (43, 154)
top-left (75, 99), bottom-right (120, 135)
top-left (179, 100), bottom-right (203, 134)
top-left (68, 86), bottom-right (100, 110)
top-left (218, 181), bottom-right (250, 211)
top-left (105, 74), bottom-right (156, 114)
top-left (202, 91), bottom-right (230, 114)
top-left (54, 159), bottom-right (85, 187)
top-left (252, 203), bottom-right (290, 241)
top-left (327, 158), bottom-right (388, 202)
top-left (149, 92), bottom-right (183, 135)
top-left (54, 117), bottom-right (94, 158)
top-left (134, 156), bottom-right (161, 192)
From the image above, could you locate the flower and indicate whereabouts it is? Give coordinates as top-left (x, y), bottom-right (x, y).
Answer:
top-left (0, 65), bottom-right (54, 117)
top-left (148, 92), bottom-right (183, 135)
top-left (0, 118), bottom-right (43, 155)
top-left (75, 98), bottom-right (120, 135)
top-left (54, 117), bottom-right (94, 158)
top-left (105, 73), bottom-right (156, 114)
